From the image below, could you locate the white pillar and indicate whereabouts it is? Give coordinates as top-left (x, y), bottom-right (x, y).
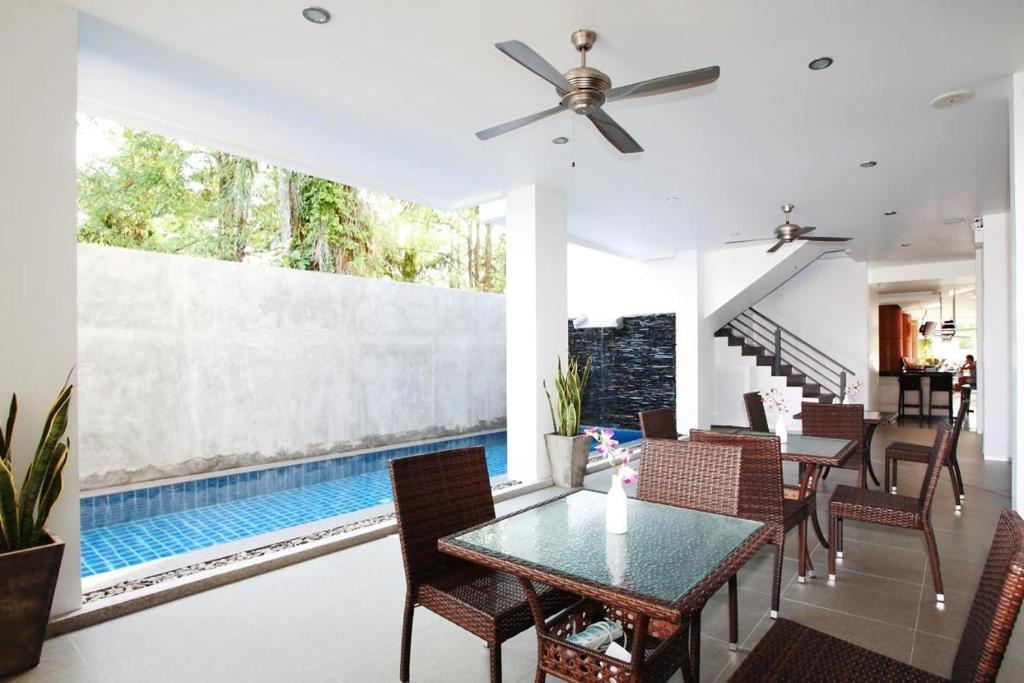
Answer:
top-left (505, 186), bottom-right (567, 484)
top-left (0, 0), bottom-right (81, 613)
top-left (1011, 72), bottom-right (1024, 511)
top-left (978, 214), bottom-right (1010, 460)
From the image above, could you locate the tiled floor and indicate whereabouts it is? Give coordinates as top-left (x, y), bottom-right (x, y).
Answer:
top-left (17, 423), bottom-right (1024, 682)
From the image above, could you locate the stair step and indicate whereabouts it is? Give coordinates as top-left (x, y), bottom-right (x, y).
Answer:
top-left (802, 383), bottom-right (822, 398)
top-left (786, 374), bottom-right (806, 387)
top-left (755, 354), bottom-right (774, 367)
top-left (740, 344), bottom-right (765, 356)
top-left (727, 335), bottom-right (745, 347)
top-left (714, 328), bottom-right (732, 338)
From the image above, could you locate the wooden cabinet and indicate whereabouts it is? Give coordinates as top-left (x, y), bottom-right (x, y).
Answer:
top-left (879, 304), bottom-right (903, 372)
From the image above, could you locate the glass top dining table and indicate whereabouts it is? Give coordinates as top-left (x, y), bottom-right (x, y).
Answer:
top-left (707, 429), bottom-right (856, 468)
top-left (439, 489), bottom-right (769, 622)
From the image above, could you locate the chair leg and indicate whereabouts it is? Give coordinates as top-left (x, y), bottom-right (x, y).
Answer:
top-left (947, 461), bottom-right (962, 512)
top-left (689, 609), bottom-right (702, 683)
top-left (400, 593), bottom-right (415, 683)
top-left (884, 456), bottom-right (891, 493)
top-left (891, 457), bottom-right (899, 494)
top-left (488, 642), bottom-right (502, 683)
top-left (534, 670), bottom-right (546, 683)
top-left (821, 466), bottom-right (830, 481)
top-left (728, 575), bottom-right (739, 650)
top-left (805, 540), bottom-right (815, 577)
top-left (837, 518), bottom-right (844, 556)
top-left (828, 513), bottom-right (838, 581)
top-left (794, 523), bottom-right (805, 592)
top-left (952, 453), bottom-right (965, 502)
top-left (922, 523), bottom-right (945, 602)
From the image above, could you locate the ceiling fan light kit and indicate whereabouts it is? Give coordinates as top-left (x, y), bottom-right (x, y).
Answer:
top-left (475, 29), bottom-right (720, 154)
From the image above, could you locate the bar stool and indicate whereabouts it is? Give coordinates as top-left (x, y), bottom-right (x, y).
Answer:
top-left (928, 373), bottom-right (954, 424)
top-left (898, 374), bottom-right (924, 427)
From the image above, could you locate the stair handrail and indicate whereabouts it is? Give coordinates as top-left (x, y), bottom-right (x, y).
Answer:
top-left (728, 316), bottom-right (845, 396)
top-left (733, 312), bottom-right (845, 380)
top-left (747, 307), bottom-right (856, 376)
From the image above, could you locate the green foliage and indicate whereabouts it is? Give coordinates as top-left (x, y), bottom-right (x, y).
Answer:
top-left (76, 115), bottom-right (505, 292)
top-left (0, 384), bottom-right (73, 552)
top-left (544, 356), bottom-right (592, 437)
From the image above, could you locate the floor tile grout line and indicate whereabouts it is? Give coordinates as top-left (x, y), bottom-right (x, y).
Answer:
top-left (779, 596), bottom-right (919, 634)
top-left (908, 560), bottom-right (928, 664)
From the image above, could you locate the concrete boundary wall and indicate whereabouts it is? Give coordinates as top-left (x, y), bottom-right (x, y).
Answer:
top-left (78, 244), bottom-right (506, 489)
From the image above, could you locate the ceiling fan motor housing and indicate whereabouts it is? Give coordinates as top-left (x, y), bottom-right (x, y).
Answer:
top-left (561, 66), bottom-right (611, 114)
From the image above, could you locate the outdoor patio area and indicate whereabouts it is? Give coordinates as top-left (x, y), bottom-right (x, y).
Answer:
top-left (19, 423), bottom-right (1022, 682)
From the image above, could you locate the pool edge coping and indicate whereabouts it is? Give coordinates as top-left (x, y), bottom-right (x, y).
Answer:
top-left (47, 477), bottom-right (557, 638)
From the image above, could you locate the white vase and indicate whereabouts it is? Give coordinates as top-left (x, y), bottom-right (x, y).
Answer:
top-left (774, 414), bottom-right (789, 444)
top-left (606, 474), bottom-right (628, 535)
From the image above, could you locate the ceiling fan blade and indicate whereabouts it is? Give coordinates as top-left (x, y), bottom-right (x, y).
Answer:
top-left (767, 240), bottom-right (787, 254)
top-left (586, 107), bottom-right (643, 153)
top-left (725, 237), bottom-right (775, 244)
top-left (475, 105), bottom-right (564, 140)
top-left (798, 225), bottom-right (817, 235)
top-left (798, 236), bottom-right (852, 242)
top-left (606, 66), bottom-right (720, 102)
top-left (495, 40), bottom-right (572, 92)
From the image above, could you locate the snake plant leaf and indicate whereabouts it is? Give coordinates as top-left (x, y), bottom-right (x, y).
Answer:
top-left (0, 459), bottom-right (18, 552)
top-left (18, 384), bottom-right (72, 546)
top-left (33, 440), bottom-right (68, 543)
top-left (0, 393), bottom-right (14, 466)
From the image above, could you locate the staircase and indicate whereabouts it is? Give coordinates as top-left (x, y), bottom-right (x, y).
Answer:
top-left (715, 308), bottom-right (855, 406)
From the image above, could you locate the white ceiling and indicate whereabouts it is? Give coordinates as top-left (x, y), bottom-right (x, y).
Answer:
top-left (68, 0), bottom-right (1024, 261)
top-left (878, 278), bottom-right (977, 323)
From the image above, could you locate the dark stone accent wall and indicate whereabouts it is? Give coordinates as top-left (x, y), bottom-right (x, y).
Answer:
top-left (568, 314), bottom-right (676, 430)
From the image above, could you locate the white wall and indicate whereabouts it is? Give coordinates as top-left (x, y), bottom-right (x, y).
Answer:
top-left (755, 257), bottom-right (871, 405)
top-left (1011, 72), bottom-right (1024, 512)
top-left (0, 0), bottom-right (81, 614)
top-left (78, 244), bottom-right (507, 489)
top-left (980, 214), bottom-right (1010, 460)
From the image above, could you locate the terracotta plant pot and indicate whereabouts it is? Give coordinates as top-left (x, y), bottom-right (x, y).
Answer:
top-left (0, 532), bottom-right (65, 677)
top-left (544, 433), bottom-right (591, 488)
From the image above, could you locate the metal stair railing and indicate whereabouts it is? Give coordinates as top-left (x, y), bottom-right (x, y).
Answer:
top-left (725, 308), bottom-right (854, 399)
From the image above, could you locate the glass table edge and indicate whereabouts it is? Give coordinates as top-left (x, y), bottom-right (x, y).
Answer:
top-left (438, 490), bottom-right (770, 621)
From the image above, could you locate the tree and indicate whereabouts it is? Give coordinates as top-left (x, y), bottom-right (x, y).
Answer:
top-left (76, 116), bottom-right (506, 291)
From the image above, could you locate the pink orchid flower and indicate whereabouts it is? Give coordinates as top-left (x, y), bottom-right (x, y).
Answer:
top-left (619, 464), bottom-right (638, 485)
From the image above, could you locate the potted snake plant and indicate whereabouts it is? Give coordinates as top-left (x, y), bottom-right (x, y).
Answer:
top-left (0, 383), bottom-right (73, 676)
top-left (543, 356), bottom-right (592, 488)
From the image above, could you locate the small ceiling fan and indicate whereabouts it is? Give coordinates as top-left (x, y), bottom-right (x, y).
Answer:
top-left (475, 29), bottom-right (720, 154)
top-left (725, 203), bottom-right (853, 253)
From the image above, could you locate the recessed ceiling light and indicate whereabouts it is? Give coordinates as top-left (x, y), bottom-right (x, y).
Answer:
top-left (942, 217), bottom-right (966, 225)
top-left (808, 57), bottom-right (833, 71)
top-left (551, 136), bottom-right (569, 145)
top-left (859, 160), bottom-right (877, 168)
top-left (901, 243), bottom-right (912, 248)
top-left (665, 196), bottom-right (680, 203)
top-left (302, 6), bottom-right (331, 24)
top-left (930, 89), bottom-right (974, 109)
top-left (884, 210), bottom-right (897, 216)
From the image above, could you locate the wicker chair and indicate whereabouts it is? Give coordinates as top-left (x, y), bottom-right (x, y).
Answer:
top-left (638, 407), bottom-right (678, 439)
top-left (743, 392), bottom-right (769, 432)
top-left (690, 430), bottom-right (816, 622)
top-left (729, 508), bottom-right (1024, 682)
top-left (828, 423), bottom-right (954, 603)
top-left (637, 438), bottom-right (743, 681)
top-left (801, 403), bottom-right (866, 488)
top-left (389, 447), bottom-right (574, 682)
top-left (886, 387), bottom-right (971, 511)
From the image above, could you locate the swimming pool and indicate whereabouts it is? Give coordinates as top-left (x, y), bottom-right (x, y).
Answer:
top-left (79, 427), bottom-right (641, 578)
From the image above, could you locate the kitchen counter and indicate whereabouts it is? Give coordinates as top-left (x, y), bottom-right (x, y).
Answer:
top-left (877, 372), bottom-right (956, 418)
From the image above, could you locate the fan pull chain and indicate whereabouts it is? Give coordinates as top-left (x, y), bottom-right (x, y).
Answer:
top-left (571, 115), bottom-right (576, 168)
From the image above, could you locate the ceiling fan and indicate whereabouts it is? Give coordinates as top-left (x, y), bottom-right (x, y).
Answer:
top-left (475, 29), bottom-right (720, 154)
top-left (725, 203), bottom-right (853, 253)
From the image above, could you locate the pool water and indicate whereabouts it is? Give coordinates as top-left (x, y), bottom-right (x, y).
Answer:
top-left (79, 427), bottom-right (641, 578)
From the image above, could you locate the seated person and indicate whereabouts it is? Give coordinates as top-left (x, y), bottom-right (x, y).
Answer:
top-left (955, 354), bottom-right (976, 390)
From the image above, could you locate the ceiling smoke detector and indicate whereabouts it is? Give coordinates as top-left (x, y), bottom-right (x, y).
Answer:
top-left (302, 7), bottom-right (331, 24)
top-left (859, 160), bottom-right (877, 168)
top-left (942, 217), bottom-right (966, 226)
top-left (551, 136), bottom-right (569, 145)
top-left (930, 89), bottom-right (973, 109)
